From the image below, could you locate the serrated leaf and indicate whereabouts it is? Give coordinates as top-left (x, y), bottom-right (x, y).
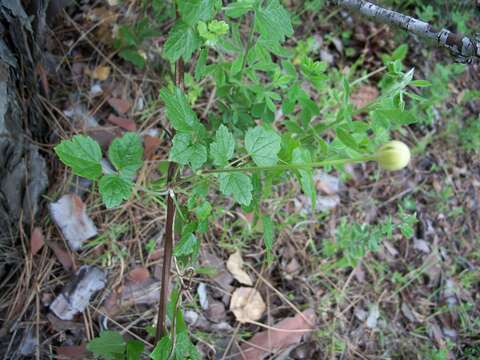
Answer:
top-left (262, 215), bottom-right (274, 264)
top-left (336, 128), bottom-right (361, 152)
top-left (292, 147), bottom-right (316, 208)
top-left (163, 22), bottom-right (200, 62)
top-left (119, 48), bottom-right (145, 69)
top-left (245, 126), bottom-right (281, 166)
top-left (87, 331), bottom-right (126, 360)
top-left (99, 175), bottom-right (133, 209)
top-left (225, 0), bottom-right (255, 18)
top-left (127, 340), bottom-right (144, 360)
top-left (54, 135), bottom-right (102, 180)
top-left (255, 0), bottom-right (293, 44)
top-left (210, 125), bottom-right (235, 167)
top-left (195, 48), bottom-right (208, 81)
top-left (219, 172), bottom-right (252, 205)
top-left (174, 231), bottom-right (198, 257)
top-left (178, 0), bottom-right (216, 26)
top-left (150, 336), bottom-right (172, 360)
top-left (169, 133), bottom-right (207, 170)
top-left (160, 87), bottom-right (200, 132)
top-left (108, 132), bottom-right (143, 179)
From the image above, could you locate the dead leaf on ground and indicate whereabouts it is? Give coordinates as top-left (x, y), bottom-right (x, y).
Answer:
top-left (48, 241), bottom-right (75, 270)
top-left (107, 114), bottom-right (137, 131)
top-left (47, 313), bottom-right (84, 333)
top-left (31, 227), bottom-right (44, 256)
top-left (108, 97), bottom-right (131, 114)
top-left (230, 287), bottom-right (265, 323)
top-left (86, 127), bottom-right (123, 150)
top-left (56, 344), bottom-right (87, 360)
top-left (127, 267), bottom-right (150, 283)
top-left (236, 309), bottom-right (316, 360)
top-left (314, 171), bottom-right (341, 195)
top-left (143, 135), bottom-right (161, 160)
top-left (49, 194), bottom-right (98, 251)
top-left (227, 251), bottom-right (253, 286)
top-left (351, 85), bottom-right (379, 109)
top-left (50, 265), bottom-right (106, 320)
top-left (85, 65), bottom-right (111, 81)
top-left (103, 268), bottom-right (160, 317)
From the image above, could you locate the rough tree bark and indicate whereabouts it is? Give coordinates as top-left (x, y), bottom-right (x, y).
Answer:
top-left (0, 0), bottom-right (49, 280)
top-left (333, 0), bottom-right (480, 63)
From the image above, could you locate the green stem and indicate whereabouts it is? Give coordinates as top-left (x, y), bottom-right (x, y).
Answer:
top-left (201, 155), bottom-right (377, 174)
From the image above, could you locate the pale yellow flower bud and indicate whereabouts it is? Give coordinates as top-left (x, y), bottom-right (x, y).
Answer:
top-left (376, 141), bottom-right (411, 171)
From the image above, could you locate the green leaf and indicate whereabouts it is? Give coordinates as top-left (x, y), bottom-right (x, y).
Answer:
top-left (292, 147), bottom-right (316, 208)
top-left (336, 128), bottom-right (361, 152)
top-left (160, 87), bottom-right (200, 132)
top-left (195, 48), bottom-right (208, 81)
top-left (108, 132), bottom-right (143, 179)
top-left (54, 135), bottom-right (102, 180)
top-left (219, 172), bottom-right (253, 205)
top-left (210, 125), bottom-right (235, 167)
top-left (150, 336), bottom-right (172, 360)
top-left (163, 22), bottom-right (200, 62)
top-left (178, 0), bottom-right (216, 26)
top-left (195, 201), bottom-right (212, 221)
top-left (374, 109), bottom-right (417, 126)
top-left (87, 331), bottom-right (126, 360)
top-left (174, 332), bottom-right (191, 360)
top-left (225, 0), bottom-right (255, 18)
top-left (262, 215), bottom-right (274, 264)
top-left (245, 126), bottom-right (281, 166)
top-left (174, 232), bottom-right (198, 257)
top-left (99, 175), bottom-right (133, 209)
top-left (169, 133), bottom-right (207, 170)
top-left (127, 340), bottom-right (144, 360)
top-left (255, 0), bottom-right (293, 44)
top-left (410, 79), bottom-right (432, 87)
top-left (119, 48), bottom-right (145, 69)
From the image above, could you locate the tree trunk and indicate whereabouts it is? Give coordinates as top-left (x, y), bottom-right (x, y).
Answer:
top-left (0, 0), bottom-right (48, 287)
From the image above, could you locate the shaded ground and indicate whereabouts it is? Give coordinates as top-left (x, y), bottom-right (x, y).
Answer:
top-left (1, 1), bottom-right (479, 359)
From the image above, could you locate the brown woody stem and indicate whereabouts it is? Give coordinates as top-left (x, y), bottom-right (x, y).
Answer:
top-left (155, 60), bottom-right (184, 344)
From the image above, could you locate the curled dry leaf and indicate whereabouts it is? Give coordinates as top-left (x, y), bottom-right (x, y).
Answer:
top-left (230, 287), bottom-right (265, 323)
top-left (48, 241), bottom-right (75, 270)
top-left (49, 194), bottom-right (98, 251)
top-left (236, 309), bottom-right (316, 360)
top-left (103, 267), bottom-right (160, 317)
top-left (107, 114), bottom-right (137, 131)
top-left (56, 344), bottom-right (87, 360)
top-left (107, 97), bottom-right (131, 114)
top-left (30, 227), bottom-right (44, 256)
top-left (350, 85), bottom-right (379, 109)
top-left (50, 265), bottom-right (106, 320)
top-left (227, 251), bottom-right (253, 286)
top-left (85, 65), bottom-right (111, 81)
top-left (143, 135), bottom-right (161, 160)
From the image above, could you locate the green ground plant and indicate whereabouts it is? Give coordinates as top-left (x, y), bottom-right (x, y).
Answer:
top-left (53, 0), bottom-right (441, 358)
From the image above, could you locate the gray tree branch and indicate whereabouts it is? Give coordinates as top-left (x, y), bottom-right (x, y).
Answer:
top-left (332, 0), bottom-right (480, 63)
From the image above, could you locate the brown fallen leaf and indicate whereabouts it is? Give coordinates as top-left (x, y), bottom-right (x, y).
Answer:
top-left (143, 135), bottom-right (161, 160)
top-left (30, 227), bottom-right (44, 256)
top-left (127, 267), bottom-right (151, 283)
top-left (86, 127), bottom-right (122, 150)
top-left (227, 251), bottom-right (253, 286)
top-left (235, 309), bottom-right (315, 360)
top-left (56, 344), bottom-right (87, 360)
top-left (85, 65), bottom-right (111, 81)
top-left (107, 114), bottom-right (137, 131)
top-left (48, 242), bottom-right (75, 270)
top-left (236, 309), bottom-right (316, 360)
top-left (50, 265), bottom-right (106, 320)
top-left (351, 85), bottom-right (378, 109)
top-left (103, 269), bottom-right (160, 317)
top-left (108, 97), bottom-right (131, 114)
top-left (230, 287), bottom-right (265, 323)
top-left (47, 313), bottom-right (84, 333)
top-left (49, 194), bottom-right (98, 251)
